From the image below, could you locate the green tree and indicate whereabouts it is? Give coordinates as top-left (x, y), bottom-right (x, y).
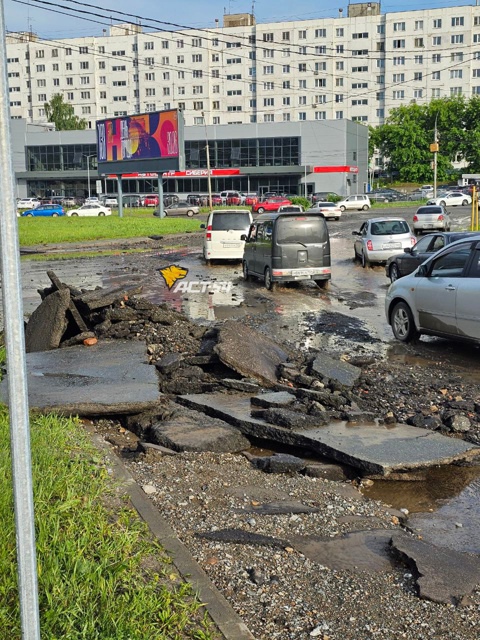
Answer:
top-left (44, 93), bottom-right (87, 130)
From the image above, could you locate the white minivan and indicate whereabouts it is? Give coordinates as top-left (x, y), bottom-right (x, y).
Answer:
top-left (202, 209), bottom-right (253, 263)
top-left (337, 194), bottom-right (371, 212)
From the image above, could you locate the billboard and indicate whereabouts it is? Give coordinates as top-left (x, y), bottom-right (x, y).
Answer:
top-left (95, 109), bottom-right (184, 174)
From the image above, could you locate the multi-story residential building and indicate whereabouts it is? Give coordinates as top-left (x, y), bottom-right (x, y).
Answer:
top-left (6, 3), bottom-right (480, 131)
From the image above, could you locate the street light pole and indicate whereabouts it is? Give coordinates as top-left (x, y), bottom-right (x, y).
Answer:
top-left (432, 115), bottom-right (439, 199)
top-left (85, 154), bottom-right (96, 199)
top-left (202, 112), bottom-right (213, 212)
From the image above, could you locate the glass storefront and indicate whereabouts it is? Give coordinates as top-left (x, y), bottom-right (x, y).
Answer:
top-left (186, 136), bottom-right (300, 169)
top-left (26, 144), bottom-right (97, 172)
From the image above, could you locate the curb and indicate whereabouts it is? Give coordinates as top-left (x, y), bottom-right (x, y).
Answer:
top-left (92, 434), bottom-right (255, 640)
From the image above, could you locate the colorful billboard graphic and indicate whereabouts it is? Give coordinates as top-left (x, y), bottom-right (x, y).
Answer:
top-left (96, 110), bottom-right (180, 164)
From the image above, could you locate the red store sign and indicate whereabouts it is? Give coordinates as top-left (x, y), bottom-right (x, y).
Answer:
top-left (313, 166), bottom-right (359, 174)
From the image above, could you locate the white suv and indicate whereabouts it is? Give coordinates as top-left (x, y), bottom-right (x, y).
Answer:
top-left (17, 198), bottom-right (40, 209)
top-left (337, 194), bottom-right (371, 212)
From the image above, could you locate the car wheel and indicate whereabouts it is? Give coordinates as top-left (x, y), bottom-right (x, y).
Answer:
top-left (52, 213), bottom-right (58, 217)
top-left (26, 213), bottom-right (33, 217)
top-left (361, 251), bottom-right (369, 268)
top-left (187, 210), bottom-right (194, 217)
top-left (391, 301), bottom-right (419, 343)
top-left (440, 200), bottom-right (446, 206)
top-left (243, 261), bottom-right (251, 281)
top-left (362, 204), bottom-right (369, 211)
top-left (389, 263), bottom-right (400, 283)
top-left (98, 212), bottom-right (105, 216)
top-left (335, 217), bottom-right (339, 221)
top-left (339, 205), bottom-right (346, 212)
top-left (257, 207), bottom-right (265, 214)
top-left (462, 199), bottom-right (468, 206)
top-left (314, 279), bottom-right (329, 290)
top-left (264, 267), bottom-right (276, 291)
top-left (71, 212), bottom-right (79, 216)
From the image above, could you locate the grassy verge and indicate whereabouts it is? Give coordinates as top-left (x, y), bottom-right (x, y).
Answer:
top-left (371, 199), bottom-right (427, 209)
top-left (18, 215), bottom-right (203, 247)
top-left (0, 410), bottom-right (214, 639)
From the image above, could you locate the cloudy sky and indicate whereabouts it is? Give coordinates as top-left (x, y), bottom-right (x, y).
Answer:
top-left (4, 0), bottom-right (476, 38)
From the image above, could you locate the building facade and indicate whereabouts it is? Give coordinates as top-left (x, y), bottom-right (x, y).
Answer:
top-left (6, 3), bottom-right (480, 134)
top-left (11, 119), bottom-right (368, 199)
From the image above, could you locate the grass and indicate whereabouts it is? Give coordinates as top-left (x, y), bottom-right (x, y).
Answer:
top-left (18, 212), bottom-right (203, 247)
top-left (371, 199), bottom-right (428, 209)
top-left (0, 410), bottom-right (214, 639)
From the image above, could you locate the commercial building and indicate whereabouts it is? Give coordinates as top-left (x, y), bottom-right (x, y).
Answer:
top-left (6, 2), bottom-right (480, 134)
top-left (11, 118), bottom-right (368, 199)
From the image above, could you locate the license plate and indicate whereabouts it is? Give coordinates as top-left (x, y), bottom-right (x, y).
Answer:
top-left (223, 243), bottom-right (240, 248)
top-left (295, 270), bottom-right (311, 276)
top-left (424, 223), bottom-right (434, 228)
top-left (382, 242), bottom-right (401, 250)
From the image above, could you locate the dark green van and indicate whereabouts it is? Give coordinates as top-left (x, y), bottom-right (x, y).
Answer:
top-left (242, 211), bottom-right (331, 290)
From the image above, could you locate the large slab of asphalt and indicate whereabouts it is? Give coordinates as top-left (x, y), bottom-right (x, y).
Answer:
top-left (179, 393), bottom-right (480, 476)
top-left (0, 340), bottom-right (162, 416)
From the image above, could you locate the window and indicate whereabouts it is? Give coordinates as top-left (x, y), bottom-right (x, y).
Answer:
top-left (263, 33), bottom-right (273, 42)
top-left (99, 91), bottom-right (106, 99)
top-left (432, 71), bottom-right (441, 80)
top-left (227, 74), bottom-right (241, 80)
top-left (315, 78), bottom-right (326, 87)
top-left (377, 24), bottom-right (385, 35)
top-left (80, 61), bottom-right (89, 70)
top-left (335, 111), bottom-right (343, 119)
top-left (282, 48), bottom-right (290, 57)
top-left (193, 116), bottom-right (204, 125)
top-left (451, 69), bottom-right (463, 79)
top-left (433, 19), bottom-right (442, 28)
top-left (227, 89), bottom-right (242, 96)
top-left (414, 38), bottom-right (424, 48)
top-left (336, 78), bottom-right (344, 87)
top-left (283, 65), bottom-right (290, 73)
top-left (433, 37), bottom-right (442, 46)
top-left (36, 64), bottom-right (45, 72)
top-left (415, 20), bottom-right (424, 30)
top-left (393, 73), bottom-right (404, 82)
top-left (336, 45), bottom-right (344, 54)
top-left (98, 61), bottom-right (105, 70)
top-left (451, 35), bottom-right (464, 44)
top-left (264, 114), bottom-right (274, 122)
top-left (450, 87), bottom-right (462, 96)
top-left (352, 66), bottom-right (368, 73)
top-left (352, 49), bottom-right (368, 56)
top-left (99, 76), bottom-right (106, 84)
top-left (227, 105), bottom-right (242, 112)
top-left (473, 69), bottom-right (480, 78)
top-left (263, 66), bottom-right (274, 74)
top-left (376, 91), bottom-right (384, 100)
top-left (298, 30), bottom-right (307, 39)
top-left (393, 22), bottom-right (405, 31)
top-left (432, 54), bottom-right (441, 63)
top-left (377, 42), bottom-right (385, 51)
top-left (432, 88), bottom-right (440, 97)
top-left (80, 76), bottom-right (90, 85)
top-left (145, 103), bottom-right (156, 112)
top-left (298, 112), bottom-right (306, 121)
top-left (37, 79), bottom-right (46, 87)
top-left (193, 70), bottom-right (203, 78)
top-left (298, 96), bottom-right (307, 105)
top-left (336, 28), bottom-right (344, 37)
top-left (213, 116), bottom-right (220, 124)
top-left (352, 99), bottom-right (368, 106)
top-left (192, 38), bottom-right (202, 47)
top-left (393, 90), bottom-right (405, 99)
top-left (414, 89), bottom-right (423, 99)
top-left (9, 86), bottom-right (20, 92)
top-left (315, 28), bottom-right (326, 37)
top-left (352, 116), bottom-right (368, 122)
top-left (414, 55), bottom-right (423, 64)
top-left (336, 61), bottom-right (344, 71)
top-left (475, 17), bottom-right (480, 26)
top-left (316, 45), bottom-right (327, 54)
top-left (161, 41), bottom-right (169, 49)
top-left (146, 88), bottom-right (156, 96)
top-left (474, 35), bottom-right (480, 44)
top-left (298, 63), bottom-right (307, 72)
top-left (38, 94), bottom-right (46, 102)
top-left (299, 79), bottom-right (307, 88)
top-left (193, 101), bottom-right (204, 110)
top-left (283, 113), bottom-right (290, 122)
top-left (177, 39), bottom-right (184, 48)
top-left (113, 95), bottom-right (127, 101)
top-left (451, 17), bottom-right (464, 27)
top-left (264, 97), bottom-right (274, 106)
top-left (377, 59), bottom-right (385, 67)
top-left (52, 63), bottom-right (59, 71)
top-left (80, 91), bottom-right (90, 99)
top-left (315, 111), bottom-right (326, 120)
top-left (335, 94), bottom-right (343, 103)
top-left (227, 57), bottom-right (240, 64)
top-left (282, 80), bottom-right (290, 89)
top-left (66, 77), bottom-right (73, 85)
top-left (264, 81), bottom-right (274, 90)
top-left (112, 50), bottom-right (126, 56)
top-left (353, 83), bottom-right (368, 89)
top-left (393, 39), bottom-right (405, 49)
top-left (35, 50), bottom-right (44, 58)
top-left (51, 48), bottom-right (58, 57)
top-left (452, 53), bottom-right (464, 63)
top-left (81, 106), bottom-right (91, 115)
top-left (393, 57), bottom-right (405, 66)
top-left (65, 48), bottom-right (72, 56)
top-left (264, 49), bottom-right (274, 58)
top-left (79, 46), bottom-right (88, 54)
top-left (212, 100), bottom-right (220, 109)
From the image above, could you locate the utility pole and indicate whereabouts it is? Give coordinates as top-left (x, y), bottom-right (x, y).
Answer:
top-left (202, 112), bottom-right (213, 212)
top-left (430, 115), bottom-right (439, 198)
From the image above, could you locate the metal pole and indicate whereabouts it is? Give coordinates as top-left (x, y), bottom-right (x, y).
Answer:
top-left (202, 112), bottom-right (213, 212)
top-left (157, 174), bottom-right (164, 218)
top-left (117, 174), bottom-right (124, 219)
top-left (304, 165), bottom-right (307, 198)
top-left (433, 115), bottom-right (438, 199)
top-left (87, 158), bottom-right (91, 198)
top-left (0, 1), bottom-right (41, 637)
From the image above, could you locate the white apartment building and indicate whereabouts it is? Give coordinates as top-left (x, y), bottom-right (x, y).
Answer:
top-left (6, 2), bottom-right (480, 131)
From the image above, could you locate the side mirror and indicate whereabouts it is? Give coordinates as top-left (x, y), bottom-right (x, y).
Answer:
top-left (241, 234), bottom-right (247, 241)
top-left (404, 247), bottom-right (412, 254)
top-left (416, 264), bottom-right (428, 277)
top-left (200, 223), bottom-right (205, 229)
top-left (352, 230), bottom-right (360, 236)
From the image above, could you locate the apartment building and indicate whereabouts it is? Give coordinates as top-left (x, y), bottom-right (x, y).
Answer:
top-left (6, 3), bottom-right (480, 131)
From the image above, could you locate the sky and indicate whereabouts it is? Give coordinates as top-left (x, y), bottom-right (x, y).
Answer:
top-left (4, 0), bottom-right (479, 39)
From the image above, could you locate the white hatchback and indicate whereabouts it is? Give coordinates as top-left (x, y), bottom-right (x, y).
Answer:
top-left (17, 198), bottom-right (40, 209)
top-left (337, 194), bottom-right (371, 212)
top-left (67, 203), bottom-right (112, 217)
top-left (202, 209), bottom-right (253, 263)
top-left (307, 202), bottom-right (342, 220)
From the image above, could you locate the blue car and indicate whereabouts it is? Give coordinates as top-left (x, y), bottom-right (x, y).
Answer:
top-left (21, 204), bottom-right (65, 217)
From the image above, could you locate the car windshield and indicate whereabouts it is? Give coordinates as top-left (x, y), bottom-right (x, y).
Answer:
top-left (316, 203), bottom-right (335, 208)
top-left (211, 212), bottom-right (251, 230)
top-left (276, 216), bottom-right (327, 244)
top-left (417, 207), bottom-right (443, 215)
top-left (370, 220), bottom-right (410, 235)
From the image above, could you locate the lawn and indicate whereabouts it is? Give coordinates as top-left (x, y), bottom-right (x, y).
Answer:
top-left (18, 209), bottom-right (203, 247)
top-left (0, 409), bottom-right (214, 639)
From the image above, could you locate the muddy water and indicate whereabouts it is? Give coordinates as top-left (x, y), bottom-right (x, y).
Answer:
top-left (12, 241), bottom-right (480, 555)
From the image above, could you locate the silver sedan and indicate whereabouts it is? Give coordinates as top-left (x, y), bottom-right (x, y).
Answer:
top-left (154, 201), bottom-right (200, 217)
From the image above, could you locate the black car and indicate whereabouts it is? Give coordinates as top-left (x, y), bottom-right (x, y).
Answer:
top-left (368, 189), bottom-right (404, 202)
top-left (385, 231), bottom-right (478, 282)
top-left (311, 191), bottom-right (340, 204)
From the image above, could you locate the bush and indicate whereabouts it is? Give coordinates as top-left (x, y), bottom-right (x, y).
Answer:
top-left (290, 196), bottom-right (311, 210)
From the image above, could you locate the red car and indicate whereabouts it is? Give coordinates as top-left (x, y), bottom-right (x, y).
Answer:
top-left (252, 197), bottom-right (292, 214)
top-left (244, 193), bottom-right (259, 206)
top-left (211, 194), bottom-right (223, 205)
top-left (144, 195), bottom-right (159, 207)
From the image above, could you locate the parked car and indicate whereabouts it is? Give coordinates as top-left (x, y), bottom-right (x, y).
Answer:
top-left (17, 197), bottom-right (40, 209)
top-left (154, 201), bottom-right (200, 217)
top-left (62, 197), bottom-right (76, 207)
top-left (277, 204), bottom-right (304, 213)
top-left (242, 211), bottom-right (331, 290)
top-left (242, 193), bottom-right (259, 206)
top-left (337, 194), bottom-right (371, 212)
top-left (67, 203), bottom-right (111, 216)
top-left (219, 190), bottom-right (242, 206)
top-left (21, 204), bottom-right (65, 217)
top-left (311, 192), bottom-right (341, 204)
top-left (412, 205), bottom-right (450, 235)
top-left (122, 195), bottom-right (142, 208)
top-left (201, 209), bottom-right (253, 262)
top-left (252, 197), bottom-right (292, 214)
top-left (103, 197), bottom-right (118, 207)
top-left (420, 185), bottom-right (434, 197)
top-left (385, 231), bottom-right (478, 282)
top-left (368, 189), bottom-right (404, 202)
top-left (144, 195), bottom-right (159, 207)
top-left (85, 196), bottom-right (100, 204)
top-left (353, 218), bottom-right (416, 268)
top-left (307, 202), bottom-right (342, 220)
top-left (210, 194), bottom-right (223, 206)
top-left (407, 190), bottom-right (427, 201)
top-left (385, 236), bottom-right (480, 343)
top-left (427, 192), bottom-right (471, 207)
